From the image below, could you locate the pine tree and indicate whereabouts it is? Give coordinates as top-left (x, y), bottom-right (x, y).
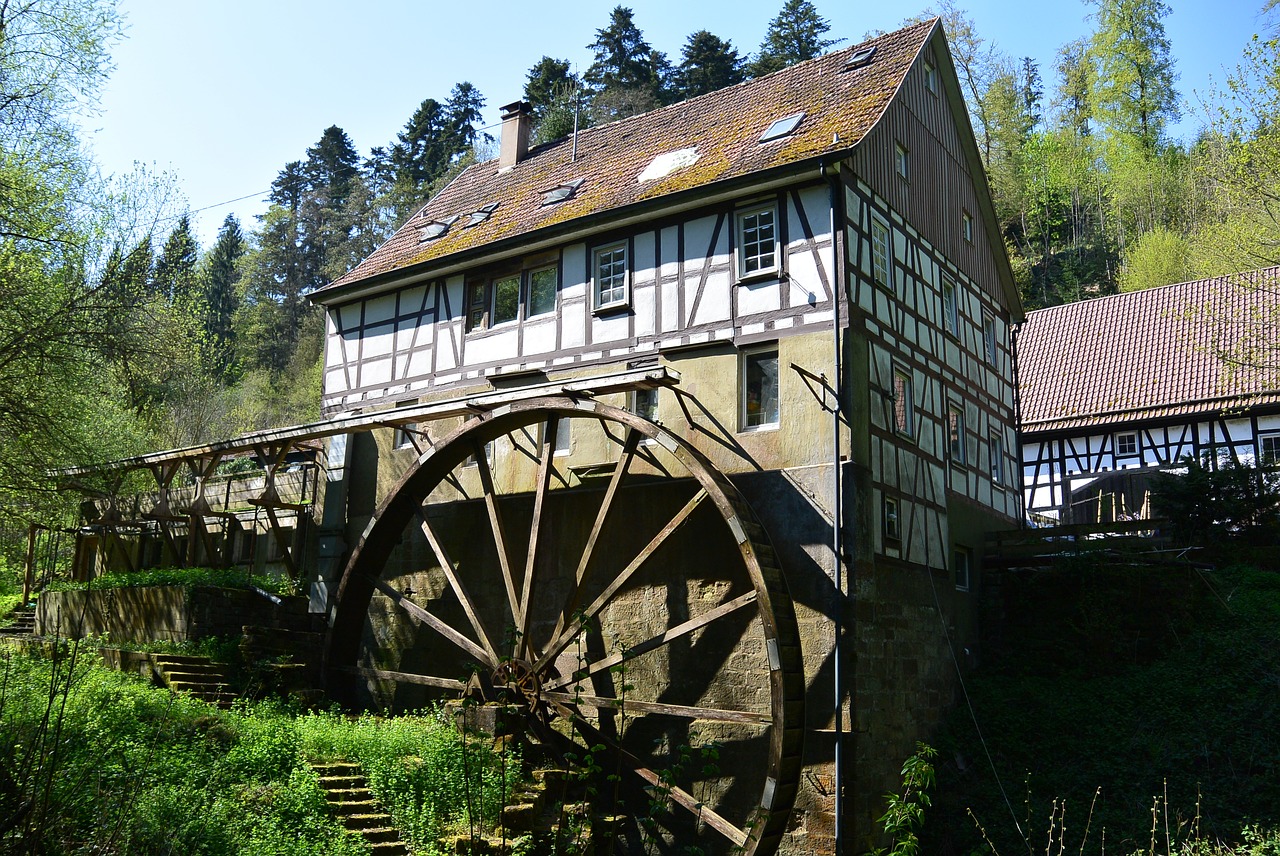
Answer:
top-left (585, 6), bottom-right (669, 120)
top-left (153, 215), bottom-right (199, 305)
top-left (675, 30), bottom-right (745, 98)
top-left (203, 214), bottom-right (244, 380)
top-left (749, 0), bottom-right (838, 78)
top-left (525, 56), bottom-right (582, 144)
top-left (391, 97), bottom-right (452, 190)
top-left (304, 126), bottom-right (360, 210)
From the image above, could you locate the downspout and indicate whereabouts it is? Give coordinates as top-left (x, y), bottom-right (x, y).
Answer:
top-left (1010, 321), bottom-right (1025, 527)
top-left (822, 158), bottom-right (847, 856)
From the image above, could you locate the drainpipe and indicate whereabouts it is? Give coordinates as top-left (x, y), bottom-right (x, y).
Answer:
top-left (822, 159), bottom-right (847, 856)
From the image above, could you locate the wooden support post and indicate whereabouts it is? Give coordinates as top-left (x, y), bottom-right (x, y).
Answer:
top-left (22, 523), bottom-right (36, 603)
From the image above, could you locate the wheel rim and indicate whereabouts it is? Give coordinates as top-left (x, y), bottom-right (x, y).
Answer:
top-left (326, 396), bottom-right (803, 855)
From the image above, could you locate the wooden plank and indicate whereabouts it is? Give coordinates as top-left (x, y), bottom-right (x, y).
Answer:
top-left (543, 690), bottom-right (770, 725)
top-left (534, 489), bottom-right (708, 673)
top-left (415, 508), bottom-right (498, 665)
top-left (338, 665), bottom-right (465, 692)
top-left (371, 577), bottom-right (489, 664)
top-left (473, 440), bottom-right (522, 634)
top-left (519, 416), bottom-right (558, 657)
top-left (545, 590), bottom-right (757, 691)
top-left (550, 428), bottom-right (641, 646)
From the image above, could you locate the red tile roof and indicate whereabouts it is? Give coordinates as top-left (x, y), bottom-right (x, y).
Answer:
top-left (315, 19), bottom-right (938, 300)
top-left (1018, 269), bottom-right (1280, 433)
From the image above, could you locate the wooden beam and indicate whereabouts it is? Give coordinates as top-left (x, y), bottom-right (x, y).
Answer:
top-left (415, 507), bottom-right (499, 664)
top-left (337, 665), bottom-right (466, 692)
top-left (543, 690), bottom-right (770, 725)
top-left (473, 439), bottom-right (522, 638)
top-left (372, 577), bottom-right (491, 665)
top-left (518, 416), bottom-right (558, 657)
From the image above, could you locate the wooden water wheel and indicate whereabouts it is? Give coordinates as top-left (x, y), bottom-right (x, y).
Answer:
top-left (326, 396), bottom-right (803, 855)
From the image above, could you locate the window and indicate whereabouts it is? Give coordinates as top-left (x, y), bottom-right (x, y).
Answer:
top-left (1116, 432), bottom-right (1139, 457)
top-left (871, 216), bottom-right (891, 287)
top-left (942, 276), bottom-right (959, 335)
top-left (1261, 433), bottom-right (1280, 465)
top-left (539, 418), bottom-right (571, 457)
top-left (464, 441), bottom-right (496, 468)
top-left (759, 111), bottom-right (805, 142)
top-left (528, 265), bottom-right (557, 316)
top-left (883, 495), bottom-right (901, 544)
top-left (892, 369), bottom-right (914, 436)
top-left (953, 546), bottom-right (972, 591)
top-left (742, 347), bottom-right (780, 429)
top-left (924, 57), bottom-right (938, 94)
top-left (594, 243), bottom-right (629, 309)
top-left (895, 143), bottom-right (909, 180)
top-left (492, 275), bottom-right (520, 325)
top-left (737, 205), bottom-right (778, 278)
top-left (989, 433), bottom-right (1004, 485)
top-left (962, 210), bottom-right (974, 243)
top-left (393, 399), bottom-right (418, 449)
top-left (948, 403), bottom-right (967, 465)
top-left (983, 313), bottom-right (998, 364)
top-left (465, 280), bottom-right (487, 331)
top-left (631, 388), bottom-right (659, 423)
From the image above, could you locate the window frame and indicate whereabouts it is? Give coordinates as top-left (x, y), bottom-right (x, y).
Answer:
top-left (942, 275), bottom-right (959, 336)
top-left (924, 56), bottom-right (938, 95)
top-left (735, 203), bottom-right (780, 280)
top-left (527, 263), bottom-right (558, 318)
top-left (1115, 431), bottom-right (1139, 458)
top-left (953, 546), bottom-right (972, 591)
top-left (989, 432), bottom-right (1004, 485)
top-left (490, 273), bottom-right (521, 327)
top-left (883, 495), bottom-right (901, 546)
top-left (962, 210), bottom-right (974, 243)
top-left (983, 312), bottom-right (998, 365)
top-left (592, 241), bottom-right (630, 311)
top-left (1260, 432), bottom-right (1280, 466)
top-left (892, 368), bottom-right (914, 437)
top-left (871, 214), bottom-right (892, 288)
top-left (948, 401), bottom-right (967, 466)
top-left (392, 399), bottom-right (419, 450)
top-left (741, 345), bottom-right (781, 431)
top-left (894, 142), bottom-right (909, 180)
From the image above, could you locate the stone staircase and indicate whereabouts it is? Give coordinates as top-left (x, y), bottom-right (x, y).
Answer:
top-left (153, 655), bottom-right (237, 708)
top-left (0, 609), bottom-right (35, 636)
top-left (310, 760), bottom-right (408, 855)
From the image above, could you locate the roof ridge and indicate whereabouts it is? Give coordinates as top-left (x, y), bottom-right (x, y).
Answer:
top-left (1027, 265), bottom-right (1280, 317)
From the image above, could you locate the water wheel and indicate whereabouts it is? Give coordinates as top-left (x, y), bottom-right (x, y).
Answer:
top-left (326, 395), bottom-right (803, 855)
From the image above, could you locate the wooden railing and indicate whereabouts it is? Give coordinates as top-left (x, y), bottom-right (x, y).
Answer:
top-left (985, 519), bottom-right (1208, 570)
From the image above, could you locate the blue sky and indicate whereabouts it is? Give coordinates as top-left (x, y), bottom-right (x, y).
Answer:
top-left (83, 0), bottom-right (1271, 246)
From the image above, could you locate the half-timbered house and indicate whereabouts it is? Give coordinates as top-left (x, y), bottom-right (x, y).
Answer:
top-left (59, 19), bottom-right (1022, 856)
top-left (1019, 268), bottom-right (1280, 524)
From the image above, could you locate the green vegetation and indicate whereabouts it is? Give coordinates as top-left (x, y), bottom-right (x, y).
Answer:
top-left (0, 647), bottom-right (520, 855)
top-left (44, 565), bottom-right (294, 596)
top-left (924, 561), bottom-right (1280, 856)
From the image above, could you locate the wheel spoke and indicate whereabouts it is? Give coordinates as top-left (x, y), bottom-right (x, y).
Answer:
top-left (534, 488), bottom-right (708, 673)
top-left (518, 416), bottom-right (558, 657)
top-left (550, 428), bottom-right (641, 645)
top-left (544, 690), bottom-right (770, 725)
top-left (472, 438), bottom-right (522, 633)
top-left (415, 507), bottom-right (499, 664)
top-left (568, 709), bottom-right (751, 847)
top-left (338, 665), bottom-right (466, 692)
top-left (371, 576), bottom-right (492, 666)
top-left (544, 591), bottom-right (757, 691)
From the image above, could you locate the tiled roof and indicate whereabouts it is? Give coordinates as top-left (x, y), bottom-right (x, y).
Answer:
top-left (1018, 268), bottom-right (1280, 433)
top-left (316, 19), bottom-right (937, 299)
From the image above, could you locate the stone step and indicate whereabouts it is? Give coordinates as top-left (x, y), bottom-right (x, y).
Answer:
top-left (361, 827), bottom-right (404, 845)
top-left (328, 799), bottom-right (380, 816)
top-left (339, 812), bottom-right (396, 831)
top-left (310, 759), bottom-right (409, 853)
top-left (318, 774), bottom-right (367, 789)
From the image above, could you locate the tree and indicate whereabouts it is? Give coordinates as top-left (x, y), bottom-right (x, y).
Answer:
top-left (152, 215), bottom-right (199, 305)
top-left (304, 125), bottom-right (360, 210)
top-left (749, 0), bottom-right (838, 78)
top-left (202, 214), bottom-right (244, 380)
top-left (1117, 226), bottom-right (1193, 291)
top-left (1088, 0), bottom-right (1179, 149)
top-left (1055, 39), bottom-right (1094, 137)
top-left (674, 30), bottom-right (745, 98)
top-left (525, 56), bottom-right (584, 144)
top-left (585, 6), bottom-right (669, 120)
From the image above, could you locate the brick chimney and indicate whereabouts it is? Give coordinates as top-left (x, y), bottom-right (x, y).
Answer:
top-left (499, 100), bottom-right (533, 171)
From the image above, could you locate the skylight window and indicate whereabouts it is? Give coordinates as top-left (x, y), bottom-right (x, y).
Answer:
top-left (542, 178), bottom-right (585, 205)
top-left (419, 221), bottom-right (451, 241)
top-left (638, 147), bottom-right (699, 183)
top-left (759, 111), bottom-right (805, 143)
top-left (844, 46), bottom-right (877, 70)
top-left (466, 203), bottom-right (500, 227)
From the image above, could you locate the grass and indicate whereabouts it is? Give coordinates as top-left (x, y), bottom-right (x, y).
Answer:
top-left (44, 565), bottom-right (295, 596)
top-left (0, 646), bottom-right (522, 855)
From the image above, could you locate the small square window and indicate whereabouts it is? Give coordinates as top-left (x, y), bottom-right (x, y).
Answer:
top-left (465, 280), bottom-right (487, 331)
top-left (737, 205), bottom-right (778, 278)
top-left (962, 210), bottom-right (974, 243)
top-left (465, 441), bottom-right (496, 468)
top-left (883, 495), bottom-right (901, 544)
top-left (528, 265), bottom-right (557, 317)
top-left (895, 143), bottom-right (909, 180)
top-left (983, 313), bottom-right (998, 364)
top-left (1116, 432), bottom-right (1139, 457)
top-left (942, 276), bottom-right (959, 335)
top-left (989, 433), bottom-right (1004, 484)
top-left (594, 243), bottom-right (629, 309)
top-left (949, 403), bottom-right (967, 465)
top-left (742, 347), bottom-right (780, 430)
top-left (871, 216), bottom-right (891, 288)
top-left (492, 275), bottom-right (520, 325)
top-left (1260, 433), bottom-right (1280, 465)
top-left (631, 387), bottom-right (659, 423)
top-left (892, 369), bottom-right (913, 436)
top-left (924, 57), bottom-right (938, 94)
top-left (953, 546), bottom-right (971, 591)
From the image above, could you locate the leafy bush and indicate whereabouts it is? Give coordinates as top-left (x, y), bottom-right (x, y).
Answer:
top-left (1153, 456), bottom-right (1280, 547)
top-left (45, 564), bottom-right (294, 595)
